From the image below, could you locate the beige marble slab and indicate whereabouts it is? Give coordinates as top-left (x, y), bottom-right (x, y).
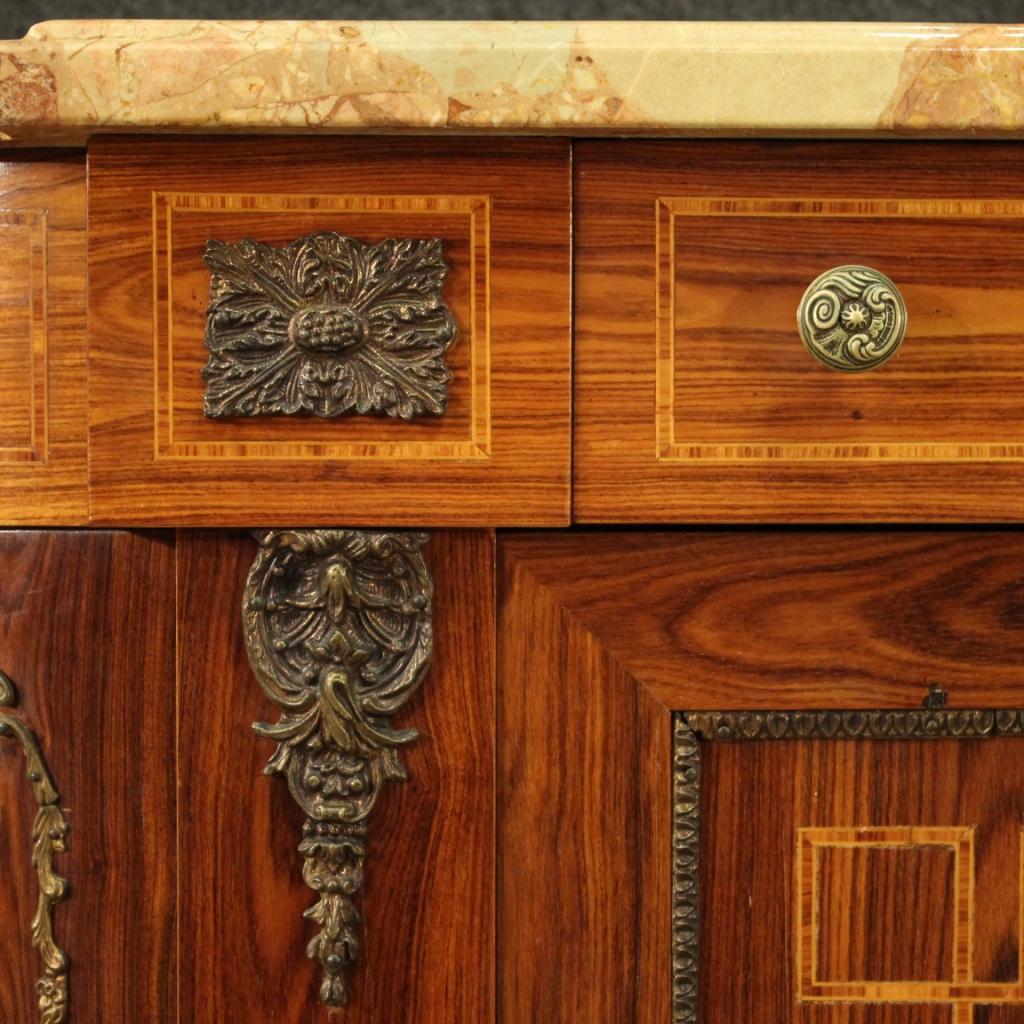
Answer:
top-left (1, 20), bottom-right (1023, 144)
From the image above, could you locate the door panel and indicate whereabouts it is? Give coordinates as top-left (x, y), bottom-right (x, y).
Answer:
top-left (498, 531), bottom-right (1024, 1024)
top-left (0, 530), bottom-right (176, 1021)
top-left (698, 735), bottom-right (1024, 1024)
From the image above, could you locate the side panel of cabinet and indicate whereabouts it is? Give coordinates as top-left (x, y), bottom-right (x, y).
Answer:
top-left (0, 157), bottom-right (87, 523)
top-left (0, 530), bottom-right (175, 1020)
top-left (174, 529), bottom-right (495, 1023)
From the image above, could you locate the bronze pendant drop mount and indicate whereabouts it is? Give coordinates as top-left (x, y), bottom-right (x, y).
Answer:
top-left (242, 528), bottom-right (433, 1006)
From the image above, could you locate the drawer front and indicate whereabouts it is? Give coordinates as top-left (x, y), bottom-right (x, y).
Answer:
top-left (575, 141), bottom-right (1024, 521)
top-left (88, 137), bottom-right (571, 526)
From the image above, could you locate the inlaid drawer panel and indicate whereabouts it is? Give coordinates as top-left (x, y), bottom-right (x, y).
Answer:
top-left (88, 137), bottom-right (571, 526)
top-left (575, 141), bottom-right (1024, 522)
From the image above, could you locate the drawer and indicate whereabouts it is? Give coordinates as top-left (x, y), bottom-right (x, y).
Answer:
top-left (575, 141), bottom-right (1024, 522)
top-left (87, 137), bottom-right (571, 526)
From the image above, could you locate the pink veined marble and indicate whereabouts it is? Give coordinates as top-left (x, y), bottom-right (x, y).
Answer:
top-left (0, 20), bottom-right (1023, 144)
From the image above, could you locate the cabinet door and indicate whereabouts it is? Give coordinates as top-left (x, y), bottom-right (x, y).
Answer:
top-left (498, 531), bottom-right (1024, 1023)
top-left (88, 137), bottom-right (571, 527)
top-left (0, 528), bottom-right (492, 1022)
top-left (0, 530), bottom-right (175, 1021)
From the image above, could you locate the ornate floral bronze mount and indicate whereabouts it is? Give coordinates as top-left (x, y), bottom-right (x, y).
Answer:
top-left (242, 529), bottom-right (433, 1007)
top-left (203, 232), bottom-right (457, 419)
top-left (0, 670), bottom-right (69, 1024)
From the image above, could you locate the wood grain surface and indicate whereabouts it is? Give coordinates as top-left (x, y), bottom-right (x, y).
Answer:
top-left (702, 738), bottom-right (1024, 1024)
top-left (175, 529), bottom-right (495, 1023)
top-left (501, 529), bottom-right (1024, 710)
top-left (88, 137), bottom-right (570, 526)
top-left (497, 535), bottom-right (672, 1024)
top-left (574, 141), bottom-right (1024, 522)
top-left (0, 156), bottom-right (87, 523)
top-left (498, 530), bottom-right (1024, 1023)
top-left (0, 530), bottom-right (176, 1021)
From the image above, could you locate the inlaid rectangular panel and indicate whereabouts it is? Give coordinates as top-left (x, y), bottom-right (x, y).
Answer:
top-left (686, 726), bottom-right (1024, 1024)
top-left (0, 158), bottom-right (87, 522)
top-left (575, 141), bottom-right (1024, 521)
top-left (497, 530), bottom-right (1024, 1024)
top-left (88, 137), bottom-right (570, 525)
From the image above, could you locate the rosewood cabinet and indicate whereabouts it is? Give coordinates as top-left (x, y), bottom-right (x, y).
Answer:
top-left (2, 129), bottom-right (1023, 1024)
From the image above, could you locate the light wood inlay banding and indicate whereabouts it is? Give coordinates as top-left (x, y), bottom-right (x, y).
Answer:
top-left (796, 823), bottom-right (1024, 1019)
top-left (655, 196), bottom-right (1024, 465)
top-left (0, 209), bottom-right (47, 463)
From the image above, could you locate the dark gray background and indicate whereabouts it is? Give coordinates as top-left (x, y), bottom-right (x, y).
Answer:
top-left (3, 0), bottom-right (1020, 42)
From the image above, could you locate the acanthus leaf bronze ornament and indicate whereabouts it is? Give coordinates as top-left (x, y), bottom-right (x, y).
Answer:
top-left (203, 232), bottom-right (457, 420)
top-left (0, 670), bottom-right (69, 1024)
top-left (243, 529), bottom-right (433, 1007)
top-left (797, 264), bottom-right (907, 372)
top-left (671, 705), bottom-right (1024, 1024)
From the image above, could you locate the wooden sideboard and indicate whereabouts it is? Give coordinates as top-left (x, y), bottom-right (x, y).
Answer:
top-left (1, 125), bottom-right (1023, 1024)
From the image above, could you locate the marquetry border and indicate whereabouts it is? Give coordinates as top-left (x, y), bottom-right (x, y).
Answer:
top-left (0, 209), bottom-right (48, 464)
top-left (655, 196), bottom-right (1024, 464)
top-left (671, 708), bottom-right (1024, 1024)
top-left (151, 191), bottom-right (491, 461)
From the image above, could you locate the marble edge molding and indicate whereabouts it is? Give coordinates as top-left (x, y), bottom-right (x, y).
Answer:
top-left (1, 20), bottom-right (1024, 145)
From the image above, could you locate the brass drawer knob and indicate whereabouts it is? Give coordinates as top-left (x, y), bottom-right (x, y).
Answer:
top-left (797, 265), bottom-right (907, 371)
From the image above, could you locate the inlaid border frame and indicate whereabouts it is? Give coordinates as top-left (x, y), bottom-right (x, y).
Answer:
top-left (496, 531), bottom-right (1024, 1023)
top-left (152, 191), bottom-right (491, 462)
top-left (0, 208), bottom-right (48, 465)
top-left (655, 196), bottom-right (1024, 465)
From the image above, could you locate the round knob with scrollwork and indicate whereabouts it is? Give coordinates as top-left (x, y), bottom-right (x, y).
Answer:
top-left (796, 265), bottom-right (907, 372)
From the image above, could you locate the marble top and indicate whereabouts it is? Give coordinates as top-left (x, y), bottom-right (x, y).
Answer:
top-left (1, 20), bottom-right (1023, 144)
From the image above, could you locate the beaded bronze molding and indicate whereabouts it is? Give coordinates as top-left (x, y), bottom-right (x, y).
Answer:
top-left (671, 701), bottom-right (1024, 1024)
top-left (203, 232), bottom-right (457, 420)
top-left (671, 717), bottom-right (701, 1024)
top-left (0, 670), bottom-right (69, 1024)
top-left (243, 528), bottom-right (433, 1007)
